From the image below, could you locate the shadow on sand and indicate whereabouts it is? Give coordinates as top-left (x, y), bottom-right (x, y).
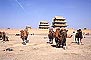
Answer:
top-left (51, 45), bottom-right (56, 47)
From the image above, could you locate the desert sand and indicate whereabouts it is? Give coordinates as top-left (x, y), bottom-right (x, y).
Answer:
top-left (0, 28), bottom-right (91, 60)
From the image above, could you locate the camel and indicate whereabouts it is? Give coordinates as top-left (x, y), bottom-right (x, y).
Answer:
top-left (20, 29), bottom-right (29, 45)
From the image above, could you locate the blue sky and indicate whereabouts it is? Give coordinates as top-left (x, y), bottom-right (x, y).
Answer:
top-left (0, 0), bottom-right (91, 29)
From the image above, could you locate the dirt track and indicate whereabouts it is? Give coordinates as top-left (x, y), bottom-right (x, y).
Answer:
top-left (0, 34), bottom-right (91, 60)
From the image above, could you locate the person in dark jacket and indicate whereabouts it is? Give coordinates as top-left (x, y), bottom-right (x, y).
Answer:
top-left (75, 29), bottom-right (83, 45)
top-left (78, 29), bottom-right (83, 44)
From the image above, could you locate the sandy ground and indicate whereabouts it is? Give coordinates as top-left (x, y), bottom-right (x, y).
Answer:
top-left (0, 29), bottom-right (91, 60)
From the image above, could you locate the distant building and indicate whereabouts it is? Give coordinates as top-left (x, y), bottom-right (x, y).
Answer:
top-left (39, 21), bottom-right (49, 29)
top-left (52, 16), bottom-right (68, 28)
top-left (25, 26), bottom-right (32, 31)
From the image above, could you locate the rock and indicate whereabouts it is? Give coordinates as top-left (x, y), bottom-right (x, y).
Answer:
top-left (6, 48), bottom-right (13, 51)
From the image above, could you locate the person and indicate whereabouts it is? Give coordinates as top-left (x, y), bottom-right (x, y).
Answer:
top-left (75, 30), bottom-right (79, 44)
top-left (72, 31), bottom-right (77, 43)
top-left (78, 29), bottom-right (83, 44)
top-left (75, 29), bottom-right (83, 45)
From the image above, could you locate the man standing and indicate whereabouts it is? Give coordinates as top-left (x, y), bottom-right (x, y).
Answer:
top-left (78, 29), bottom-right (83, 44)
top-left (75, 29), bottom-right (83, 45)
top-left (72, 31), bottom-right (77, 43)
